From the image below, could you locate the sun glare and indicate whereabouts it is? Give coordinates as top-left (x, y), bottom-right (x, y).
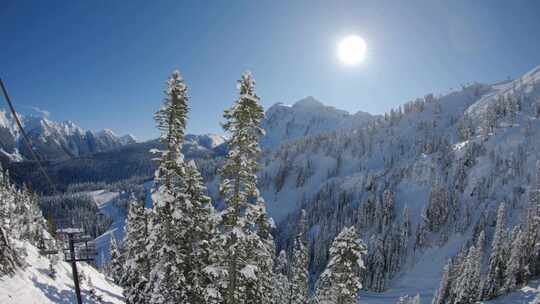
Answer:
top-left (337, 35), bottom-right (367, 65)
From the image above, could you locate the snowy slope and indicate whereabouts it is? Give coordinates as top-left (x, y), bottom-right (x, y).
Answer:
top-left (0, 241), bottom-right (124, 304)
top-left (90, 184), bottom-right (153, 267)
top-left (481, 280), bottom-right (540, 304)
top-left (14, 65), bottom-right (540, 303)
top-left (89, 190), bottom-right (122, 267)
top-left (261, 96), bottom-right (375, 149)
top-left (254, 64), bottom-right (540, 303)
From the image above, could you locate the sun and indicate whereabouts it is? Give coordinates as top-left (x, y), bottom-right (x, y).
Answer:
top-left (337, 35), bottom-right (367, 65)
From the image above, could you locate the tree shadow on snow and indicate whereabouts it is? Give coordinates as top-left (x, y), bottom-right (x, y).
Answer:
top-left (31, 277), bottom-right (76, 304)
top-left (95, 286), bottom-right (125, 302)
top-left (31, 276), bottom-right (117, 304)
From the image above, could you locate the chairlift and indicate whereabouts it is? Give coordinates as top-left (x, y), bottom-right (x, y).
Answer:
top-left (37, 237), bottom-right (58, 256)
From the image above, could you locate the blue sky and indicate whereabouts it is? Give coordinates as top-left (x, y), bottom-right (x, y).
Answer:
top-left (2, 0), bottom-right (540, 140)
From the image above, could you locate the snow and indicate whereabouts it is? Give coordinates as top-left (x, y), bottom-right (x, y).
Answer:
top-left (482, 280), bottom-right (540, 304)
top-left (252, 64), bottom-right (540, 303)
top-left (240, 265), bottom-right (258, 280)
top-left (87, 190), bottom-right (122, 267)
top-left (293, 96), bottom-right (327, 109)
top-left (261, 96), bottom-right (376, 149)
top-left (119, 134), bottom-right (137, 145)
top-left (0, 148), bottom-right (24, 162)
top-left (89, 184), bottom-right (154, 267)
top-left (359, 235), bottom-right (467, 303)
top-left (0, 109), bottom-right (135, 160)
top-left (3, 63), bottom-right (540, 303)
top-left (0, 241), bottom-right (124, 304)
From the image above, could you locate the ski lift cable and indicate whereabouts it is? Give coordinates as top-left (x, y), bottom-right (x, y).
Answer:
top-left (0, 78), bottom-right (58, 194)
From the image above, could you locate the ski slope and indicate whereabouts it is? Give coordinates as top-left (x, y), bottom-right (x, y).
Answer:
top-left (89, 190), bottom-right (122, 267)
top-left (0, 241), bottom-right (124, 304)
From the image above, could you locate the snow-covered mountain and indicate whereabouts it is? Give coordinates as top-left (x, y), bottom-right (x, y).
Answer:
top-left (7, 64), bottom-right (540, 303)
top-left (261, 96), bottom-right (375, 149)
top-left (0, 111), bottom-right (136, 161)
top-left (254, 64), bottom-right (540, 303)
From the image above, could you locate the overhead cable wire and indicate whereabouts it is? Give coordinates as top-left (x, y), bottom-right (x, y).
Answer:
top-left (0, 78), bottom-right (58, 194)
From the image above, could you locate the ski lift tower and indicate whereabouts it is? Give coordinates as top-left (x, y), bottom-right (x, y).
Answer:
top-left (56, 227), bottom-right (97, 304)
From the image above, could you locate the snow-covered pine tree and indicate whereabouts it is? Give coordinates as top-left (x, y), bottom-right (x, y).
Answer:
top-left (153, 70), bottom-right (189, 191)
top-left (289, 209), bottom-right (309, 304)
top-left (247, 194), bottom-right (276, 304)
top-left (181, 159), bottom-right (217, 303)
top-left (314, 226), bottom-right (367, 304)
top-left (209, 71), bottom-right (273, 304)
top-left (451, 231), bottom-right (484, 304)
top-left (366, 236), bottom-right (387, 292)
top-left (474, 230), bottom-right (485, 301)
top-left (147, 70), bottom-right (198, 304)
top-left (425, 184), bottom-right (450, 233)
top-left (453, 243), bottom-right (482, 304)
top-left (272, 250), bottom-right (290, 304)
top-left (432, 259), bottom-right (453, 304)
top-left (20, 186), bottom-right (45, 244)
top-left (443, 247), bottom-right (468, 304)
top-left (524, 160), bottom-right (540, 277)
top-left (109, 235), bottom-right (124, 286)
top-left (145, 70), bottom-right (216, 303)
top-left (399, 206), bottom-right (411, 259)
top-left (381, 189), bottom-right (395, 230)
top-left (0, 221), bottom-right (18, 275)
top-left (503, 227), bottom-right (527, 292)
top-left (122, 196), bottom-right (150, 304)
top-left (482, 203), bottom-right (508, 299)
top-left (0, 169), bottom-right (17, 275)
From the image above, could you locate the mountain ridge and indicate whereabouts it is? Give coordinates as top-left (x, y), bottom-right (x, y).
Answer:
top-left (0, 110), bottom-right (136, 161)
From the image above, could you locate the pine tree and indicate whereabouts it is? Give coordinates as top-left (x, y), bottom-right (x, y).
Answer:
top-left (0, 223), bottom-right (18, 275)
top-left (147, 70), bottom-right (202, 304)
top-left (181, 160), bottom-right (217, 303)
top-left (209, 71), bottom-right (273, 304)
top-left (272, 250), bottom-right (290, 304)
top-left (109, 235), bottom-right (124, 286)
top-left (365, 235), bottom-right (387, 292)
top-left (432, 260), bottom-right (452, 304)
top-left (289, 209), bottom-right (309, 304)
top-left (153, 70), bottom-right (189, 191)
top-left (503, 227), bottom-right (526, 292)
top-left (482, 203), bottom-right (508, 299)
top-left (251, 196), bottom-right (276, 304)
top-left (473, 230), bottom-right (485, 301)
top-left (454, 243), bottom-right (482, 304)
top-left (314, 226), bottom-right (367, 304)
top-left (0, 170), bottom-right (18, 275)
top-left (122, 197), bottom-right (150, 304)
top-left (146, 70), bottom-right (219, 303)
top-left (524, 160), bottom-right (540, 277)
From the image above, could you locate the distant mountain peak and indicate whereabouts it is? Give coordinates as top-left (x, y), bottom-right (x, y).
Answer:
top-left (0, 109), bottom-right (135, 161)
top-left (120, 134), bottom-right (137, 145)
top-left (262, 96), bottom-right (375, 149)
top-left (293, 96), bottom-right (325, 108)
top-left (98, 128), bottom-right (116, 136)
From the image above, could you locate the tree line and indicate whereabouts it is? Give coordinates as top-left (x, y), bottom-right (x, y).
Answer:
top-left (114, 70), bottom-right (369, 304)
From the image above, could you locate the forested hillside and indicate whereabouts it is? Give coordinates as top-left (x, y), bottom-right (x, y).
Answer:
top-left (3, 65), bottom-right (540, 303)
